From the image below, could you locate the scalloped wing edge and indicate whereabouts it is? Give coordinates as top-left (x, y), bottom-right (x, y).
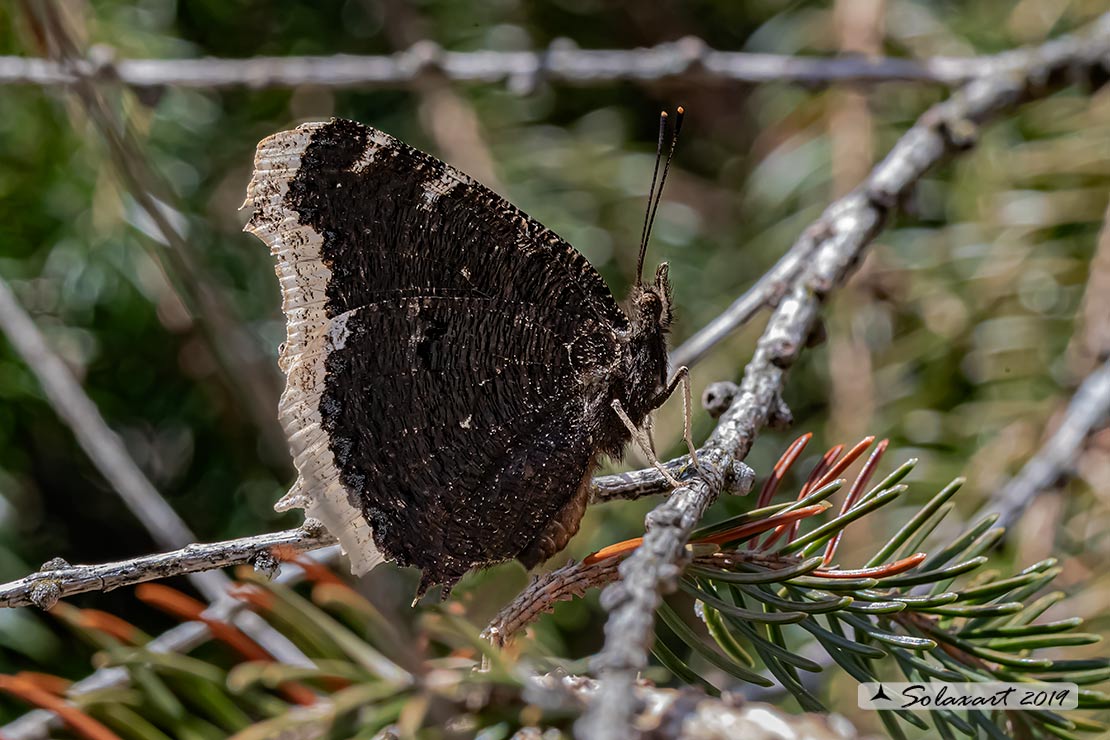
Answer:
top-left (242, 121), bottom-right (384, 576)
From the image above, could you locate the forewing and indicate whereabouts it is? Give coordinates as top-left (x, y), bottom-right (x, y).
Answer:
top-left (243, 119), bottom-right (625, 582)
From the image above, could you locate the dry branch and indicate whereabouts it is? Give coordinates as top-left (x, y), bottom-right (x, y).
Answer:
top-left (577, 14), bottom-right (1110, 739)
top-left (0, 524), bottom-right (336, 609)
top-left (0, 271), bottom-right (309, 664)
top-left (0, 39), bottom-right (1041, 91)
top-left (980, 356), bottom-right (1110, 531)
top-left (484, 559), bottom-right (622, 647)
top-left (0, 462), bottom-right (721, 609)
top-left (0, 546), bottom-right (342, 740)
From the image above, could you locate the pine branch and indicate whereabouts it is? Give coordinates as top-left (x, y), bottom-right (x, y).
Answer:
top-left (0, 39), bottom-right (1047, 91)
top-left (578, 14), bottom-right (1110, 739)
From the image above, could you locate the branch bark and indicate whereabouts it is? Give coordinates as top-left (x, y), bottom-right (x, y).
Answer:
top-left (0, 271), bottom-right (309, 665)
top-left (0, 546), bottom-right (342, 740)
top-left (0, 39), bottom-right (1045, 90)
top-left (979, 356), bottom-right (1110, 531)
top-left (0, 524), bottom-right (336, 609)
top-left (0, 460), bottom-right (731, 608)
top-left (577, 14), bottom-right (1110, 739)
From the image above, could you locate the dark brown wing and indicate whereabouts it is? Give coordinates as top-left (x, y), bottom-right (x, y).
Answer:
top-left (243, 119), bottom-right (627, 586)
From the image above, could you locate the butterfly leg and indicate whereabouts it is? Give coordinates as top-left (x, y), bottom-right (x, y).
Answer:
top-left (611, 398), bottom-right (682, 488)
top-left (655, 365), bottom-right (701, 469)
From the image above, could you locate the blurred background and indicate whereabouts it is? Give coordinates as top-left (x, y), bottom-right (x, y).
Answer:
top-left (0, 0), bottom-right (1108, 735)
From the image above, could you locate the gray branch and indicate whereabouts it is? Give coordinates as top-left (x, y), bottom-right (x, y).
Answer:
top-left (578, 14), bottom-right (1110, 739)
top-left (0, 38), bottom-right (1052, 91)
top-left (0, 275), bottom-right (200, 553)
top-left (0, 272), bottom-right (308, 665)
top-left (0, 524), bottom-right (336, 609)
top-left (0, 460), bottom-right (717, 609)
top-left (0, 545), bottom-right (343, 740)
top-left (484, 559), bottom-right (622, 647)
top-left (979, 357), bottom-right (1110, 531)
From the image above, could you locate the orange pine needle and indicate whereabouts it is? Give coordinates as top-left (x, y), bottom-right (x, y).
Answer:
top-left (813, 552), bottom-right (926, 579)
top-left (13, 672), bottom-right (70, 695)
top-left (137, 584), bottom-right (268, 661)
top-left (696, 504), bottom-right (830, 546)
top-left (775, 444), bottom-right (845, 544)
top-left (805, 445), bottom-right (844, 495)
top-left (136, 584), bottom-right (317, 706)
top-left (815, 436), bottom-right (876, 491)
top-left (76, 609), bottom-right (140, 645)
top-left (583, 537), bottom-right (644, 565)
top-left (0, 675), bottom-right (121, 740)
top-left (290, 555), bottom-right (349, 589)
top-left (228, 584), bottom-right (275, 610)
top-left (824, 438), bottom-right (889, 565)
top-left (755, 433), bottom-right (812, 507)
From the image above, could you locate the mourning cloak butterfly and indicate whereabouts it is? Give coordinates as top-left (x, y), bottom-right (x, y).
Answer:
top-left (244, 116), bottom-right (690, 596)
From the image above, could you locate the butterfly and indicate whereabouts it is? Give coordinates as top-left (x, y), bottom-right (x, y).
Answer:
top-left (243, 114), bottom-right (694, 597)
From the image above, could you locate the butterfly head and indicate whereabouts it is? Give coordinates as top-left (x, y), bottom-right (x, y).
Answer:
top-left (630, 261), bottom-right (673, 332)
top-left (632, 107), bottom-right (682, 335)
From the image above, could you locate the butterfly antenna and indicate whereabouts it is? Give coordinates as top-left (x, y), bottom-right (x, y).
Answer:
top-left (636, 111), bottom-right (669, 287)
top-left (642, 106), bottom-right (684, 279)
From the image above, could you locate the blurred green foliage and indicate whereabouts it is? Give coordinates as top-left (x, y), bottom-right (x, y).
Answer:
top-left (0, 0), bottom-right (1109, 735)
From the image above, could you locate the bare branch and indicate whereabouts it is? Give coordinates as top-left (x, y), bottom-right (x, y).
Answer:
top-left (979, 357), bottom-right (1110, 531)
top-left (578, 14), bottom-right (1110, 739)
top-left (0, 270), bottom-right (311, 664)
top-left (0, 546), bottom-right (342, 740)
top-left (0, 458), bottom-right (736, 610)
top-left (668, 225), bottom-right (819, 369)
top-left (25, 5), bottom-right (286, 454)
top-left (0, 38), bottom-right (1040, 91)
top-left (0, 524), bottom-right (336, 609)
top-left (0, 274), bottom-right (200, 553)
top-left (484, 559), bottom-right (622, 647)
top-left (485, 550), bottom-right (800, 648)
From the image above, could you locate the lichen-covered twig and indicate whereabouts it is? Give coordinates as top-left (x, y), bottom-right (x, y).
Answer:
top-left (578, 15), bottom-right (1110, 739)
top-left (484, 559), bottom-right (623, 647)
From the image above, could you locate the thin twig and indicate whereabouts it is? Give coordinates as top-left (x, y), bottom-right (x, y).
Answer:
top-left (668, 228), bottom-right (819, 369)
top-left (0, 460), bottom-right (719, 609)
top-left (26, 4), bottom-right (286, 455)
top-left (591, 454), bottom-right (753, 503)
top-left (484, 559), bottom-right (622, 647)
top-left (0, 546), bottom-right (342, 740)
top-left (979, 357), bottom-right (1110, 532)
top-left (0, 39), bottom-right (1043, 91)
top-left (0, 272), bottom-right (308, 665)
top-left (0, 274), bottom-right (200, 553)
top-left (578, 15), bottom-right (1110, 739)
top-left (0, 524), bottom-right (336, 609)
top-left (485, 550), bottom-right (806, 648)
